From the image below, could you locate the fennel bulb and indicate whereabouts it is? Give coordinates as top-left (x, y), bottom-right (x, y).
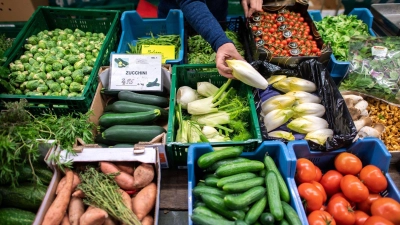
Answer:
top-left (197, 82), bottom-right (219, 97)
top-left (177, 86), bottom-right (198, 109)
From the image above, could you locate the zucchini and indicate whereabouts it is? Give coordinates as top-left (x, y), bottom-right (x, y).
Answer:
top-left (193, 206), bottom-right (227, 220)
top-left (216, 160), bottom-right (265, 177)
top-left (201, 194), bottom-right (245, 220)
top-left (35, 168), bottom-right (53, 185)
top-left (197, 146), bottom-right (243, 169)
top-left (265, 171), bottom-right (283, 221)
top-left (0, 183), bottom-right (47, 211)
top-left (95, 134), bottom-right (120, 146)
top-left (205, 157), bottom-right (250, 172)
top-left (99, 110), bottom-right (161, 128)
top-left (264, 155), bottom-right (290, 202)
top-left (245, 196), bottom-right (267, 225)
top-left (223, 177), bottom-right (265, 193)
top-left (224, 186), bottom-right (266, 210)
top-left (191, 213), bottom-right (234, 225)
top-left (102, 125), bottom-right (166, 143)
top-left (193, 185), bottom-right (226, 199)
top-left (259, 212), bottom-right (275, 225)
top-left (118, 91), bottom-right (169, 108)
top-left (281, 201), bottom-right (302, 225)
top-left (217, 172), bottom-right (257, 188)
top-left (104, 101), bottom-right (168, 120)
top-left (0, 208), bottom-right (36, 225)
top-left (204, 176), bottom-right (219, 187)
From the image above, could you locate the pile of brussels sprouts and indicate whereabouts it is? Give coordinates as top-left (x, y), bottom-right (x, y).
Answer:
top-left (6, 28), bottom-right (105, 97)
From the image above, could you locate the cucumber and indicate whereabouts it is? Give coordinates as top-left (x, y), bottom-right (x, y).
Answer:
top-left (0, 183), bottom-right (47, 211)
top-left (279, 219), bottom-right (290, 225)
top-left (217, 172), bottom-right (257, 188)
top-left (201, 194), bottom-right (245, 220)
top-left (193, 206), bottom-right (227, 220)
top-left (254, 222), bottom-right (262, 225)
top-left (259, 212), bottom-right (275, 225)
top-left (197, 146), bottom-right (243, 169)
top-left (264, 155), bottom-right (290, 202)
top-left (205, 157), bottom-right (250, 172)
top-left (224, 186), bottom-right (266, 210)
top-left (99, 110), bottom-right (161, 128)
top-left (0, 208), bottom-right (36, 225)
top-left (197, 182), bottom-right (206, 186)
top-left (245, 196), bottom-right (267, 225)
top-left (223, 177), bottom-right (265, 193)
top-left (110, 144), bottom-right (135, 148)
top-left (191, 213), bottom-right (234, 225)
top-left (234, 220), bottom-right (248, 225)
top-left (194, 201), bottom-right (206, 208)
top-left (193, 185), bottom-right (226, 199)
top-left (205, 176), bottom-right (219, 187)
top-left (35, 167), bottom-right (53, 185)
top-left (104, 101), bottom-right (168, 120)
top-left (259, 169), bottom-right (266, 177)
top-left (281, 201), bottom-right (302, 225)
top-left (265, 171), bottom-right (283, 221)
top-left (118, 91), bottom-right (169, 108)
top-left (102, 125), bottom-right (166, 143)
top-left (216, 160), bottom-right (265, 177)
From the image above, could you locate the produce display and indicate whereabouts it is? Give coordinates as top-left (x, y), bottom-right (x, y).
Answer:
top-left (249, 10), bottom-right (321, 57)
top-left (190, 147), bottom-right (302, 225)
top-left (0, 33), bottom-right (14, 61)
top-left (2, 28), bottom-right (105, 97)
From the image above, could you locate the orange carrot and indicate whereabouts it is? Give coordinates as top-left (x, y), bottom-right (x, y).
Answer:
top-left (68, 197), bottom-right (85, 225)
top-left (100, 162), bottom-right (135, 190)
top-left (131, 183), bottom-right (157, 220)
top-left (80, 207), bottom-right (108, 225)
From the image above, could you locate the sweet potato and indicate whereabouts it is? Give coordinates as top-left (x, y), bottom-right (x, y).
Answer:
top-left (61, 213), bottom-right (71, 225)
top-left (80, 207), bottom-right (108, 225)
top-left (56, 177), bottom-right (66, 195)
top-left (104, 217), bottom-right (118, 225)
top-left (118, 189), bottom-right (132, 211)
top-left (68, 197), bottom-right (85, 225)
top-left (141, 215), bottom-right (154, 225)
top-left (133, 163), bottom-right (154, 189)
top-left (42, 169), bottom-right (74, 225)
top-left (114, 162), bottom-right (135, 175)
top-left (57, 172), bottom-right (81, 194)
top-left (100, 162), bottom-right (135, 190)
top-left (72, 190), bottom-right (85, 198)
top-left (131, 183), bottom-right (157, 220)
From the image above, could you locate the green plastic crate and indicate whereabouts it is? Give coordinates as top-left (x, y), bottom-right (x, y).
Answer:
top-left (0, 22), bottom-right (26, 39)
top-left (0, 6), bottom-right (121, 115)
top-left (83, 2), bottom-right (138, 12)
top-left (166, 64), bottom-right (262, 169)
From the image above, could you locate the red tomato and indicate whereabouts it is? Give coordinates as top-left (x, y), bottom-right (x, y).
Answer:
top-left (320, 170), bottom-right (343, 196)
top-left (327, 196), bottom-right (356, 225)
top-left (330, 192), bottom-right (356, 208)
top-left (262, 35), bottom-right (269, 41)
top-left (364, 216), bottom-right (395, 225)
top-left (357, 193), bottom-right (382, 215)
top-left (308, 210), bottom-right (336, 225)
top-left (298, 182), bottom-right (324, 212)
top-left (299, 17), bottom-right (304, 22)
top-left (371, 197), bottom-right (400, 224)
top-left (314, 166), bottom-right (322, 182)
top-left (320, 205), bottom-right (327, 211)
top-left (281, 40), bottom-right (287, 45)
top-left (354, 210), bottom-right (370, 225)
top-left (340, 175), bottom-right (369, 203)
top-left (251, 26), bottom-right (258, 31)
top-left (296, 158), bottom-right (317, 183)
top-left (359, 165), bottom-right (388, 194)
top-left (312, 181), bottom-right (327, 203)
top-left (334, 152), bottom-right (362, 175)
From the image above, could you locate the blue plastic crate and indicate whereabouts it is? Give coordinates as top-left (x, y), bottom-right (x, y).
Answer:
top-left (187, 141), bottom-right (308, 225)
top-left (117, 9), bottom-right (184, 65)
top-left (287, 137), bottom-right (400, 225)
top-left (309, 8), bottom-right (376, 84)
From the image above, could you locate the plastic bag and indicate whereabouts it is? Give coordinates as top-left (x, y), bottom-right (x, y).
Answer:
top-left (252, 59), bottom-right (357, 151)
top-left (340, 36), bottom-right (400, 105)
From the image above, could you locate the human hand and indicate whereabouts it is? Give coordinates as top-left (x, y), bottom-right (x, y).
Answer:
top-left (216, 43), bottom-right (244, 79)
top-left (241, 0), bottom-right (263, 18)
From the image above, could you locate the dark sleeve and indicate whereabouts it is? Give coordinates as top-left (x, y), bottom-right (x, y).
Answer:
top-left (177, 0), bottom-right (232, 52)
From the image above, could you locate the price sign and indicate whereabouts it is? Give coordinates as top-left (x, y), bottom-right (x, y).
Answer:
top-left (108, 54), bottom-right (162, 91)
top-left (141, 45), bottom-right (175, 64)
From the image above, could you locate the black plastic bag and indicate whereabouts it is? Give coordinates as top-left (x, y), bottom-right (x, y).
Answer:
top-left (251, 59), bottom-right (357, 151)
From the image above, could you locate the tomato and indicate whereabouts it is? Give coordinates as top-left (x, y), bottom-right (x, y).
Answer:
top-left (340, 175), bottom-right (369, 203)
top-left (334, 152), bottom-right (362, 175)
top-left (312, 47), bottom-right (319, 53)
top-left (281, 40), bottom-right (287, 45)
top-left (359, 165), bottom-right (388, 194)
top-left (312, 181), bottom-right (327, 203)
top-left (272, 24), bottom-right (277, 28)
top-left (320, 205), bottom-right (327, 211)
top-left (357, 193), bottom-right (382, 215)
top-left (254, 37), bottom-right (261, 42)
top-left (262, 35), bottom-right (269, 41)
top-left (296, 158), bottom-right (317, 183)
top-left (364, 216), bottom-right (395, 225)
top-left (327, 196), bottom-right (356, 225)
top-left (330, 192), bottom-right (356, 208)
top-left (320, 170), bottom-right (343, 196)
top-left (307, 210), bottom-right (336, 225)
top-left (354, 210), bottom-right (370, 225)
top-left (251, 26), bottom-right (258, 31)
top-left (298, 183), bottom-right (324, 212)
top-left (314, 166), bottom-right (322, 182)
top-left (316, 51), bottom-right (321, 56)
top-left (371, 197), bottom-right (400, 224)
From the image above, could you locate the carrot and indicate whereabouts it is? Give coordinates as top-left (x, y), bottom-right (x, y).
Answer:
top-left (131, 183), bottom-right (157, 220)
top-left (42, 169), bottom-right (74, 225)
top-left (141, 215), bottom-right (154, 225)
top-left (100, 162), bottom-right (135, 190)
top-left (72, 190), bottom-right (85, 198)
top-left (118, 189), bottom-right (132, 211)
top-left (68, 197), bottom-right (85, 225)
top-left (104, 217), bottom-right (118, 225)
top-left (80, 207), bottom-right (108, 225)
top-left (61, 213), bottom-right (71, 225)
top-left (57, 172), bottom-right (81, 194)
top-left (133, 163), bottom-right (154, 189)
top-left (114, 162), bottom-right (135, 175)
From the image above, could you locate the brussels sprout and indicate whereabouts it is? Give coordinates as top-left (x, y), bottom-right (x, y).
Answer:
top-left (45, 55), bottom-right (57, 64)
top-left (88, 58), bottom-right (97, 67)
top-left (85, 45), bottom-right (94, 51)
top-left (85, 31), bottom-right (92, 37)
top-left (37, 84), bottom-right (49, 93)
top-left (14, 89), bottom-right (23, 95)
top-left (26, 74), bottom-right (33, 81)
top-left (60, 69), bottom-right (72, 78)
top-left (61, 89), bottom-right (69, 96)
top-left (63, 49), bottom-right (71, 55)
top-left (73, 76), bottom-right (83, 83)
top-left (64, 77), bottom-right (72, 86)
top-left (26, 91), bottom-right (43, 96)
top-left (39, 63), bottom-right (46, 72)
top-left (82, 75), bottom-right (90, 85)
top-left (60, 83), bottom-right (69, 90)
top-left (94, 43), bottom-right (102, 51)
top-left (68, 42), bottom-right (78, 49)
top-left (52, 62), bottom-right (63, 71)
top-left (33, 52), bottom-right (42, 59)
top-left (92, 33), bottom-right (99, 37)
top-left (79, 47), bottom-right (85, 53)
top-left (49, 82), bottom-right (61, 92)
top-left (26, 80), bottom-right (40, 90)
top-left (24, 89), bottom-right (30, 94)
top-left (36, 56), bottom-right (45, 63)
top-left (92, 49), bottom-right (99, 58)
top-left (46, 80), bottom-right (55, 86)
top-left (61, 42), bottom-right (69, 49)
top-left (65, 28), bottom-right (73, 34)
top-left (52, 36), bottom-right (58, 41)
top-left (10, 63), bottom-right (24, 72)
top-left (85, 54), bottom-right (94, 60)
top-left (14, 60), bottom-right (22, 65)
top-left (48, 31), bottom-right (54, 36)
top-left (74, 59), bottom-right (86, 70)
top-left (38, 40), bottom-right (47, 49)
top-left (72, 69), bottom-right (83, 79)
top-left (67, 55), bottom-right (80, 65)
top-left (44, 64), bottom-right (53, 73)
top-left (19, 55), bottom-right (29, 63)
top-left (99, 33), bottom-right (105, 39)
top-left (82, 66), bottom-right (92, 75)
top-left (24, 44), bottom-right (33, 50)
top-left (57, 77), bottom-right (65, 84)
top-left (71, 48), bottom-right (80, 55)
top-left (52, 92), bottom-right (61, 96)
top-left (32, 62), bottom-right (40, 68)
top-left (33, 72), bottom-right (46, 80)
top-left (64, 65), bottom-right (74, 71)
top-left (74, 29), bottom-right (85, 37)
top-left (42, 49), bottom-right (50, 55)
top-left (69, 81), bottom-right (83, 92)
top-left (38, 79), bottom-right (45, 84)
top-left (78, 53), bottom-right (85, 60)
top-left (44, 91), bottom-right (53, 96)
top-left (42, 34), bottom-right (50, 40)
top-left (20, 81), bottom-right (28, 90)
top-left (49, 48), bottom-right (58, 55)
top-left (56, 52), bottom-right (65, 59)
top-left (23, 63), bottom-right (31, 71)
top-left (47, 41), bottom-right (56, 48)
top-left (27, 36), bottom-right (39, 45)
top-left (46, 73), bottom-right (53, 80)
top-left (15, 73), bottom-right (26, 83)
top-left (50, 71), bottom-right (62, 80)
top-left (68, 92), bottom-right (80, 97)
top-left (77, 41), bottom-right (84, 47)
top-left (60, 59), bottom-right (69, 68)
top-left (29, 58), bottom-right (37, 66)
top-left (68, 35), bottom-right (76, 42)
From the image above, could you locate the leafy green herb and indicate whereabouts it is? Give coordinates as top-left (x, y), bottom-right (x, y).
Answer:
top-left (126, 32), bottom-right (180, 59)
top-left (0, 34), bottom-right (14, 59)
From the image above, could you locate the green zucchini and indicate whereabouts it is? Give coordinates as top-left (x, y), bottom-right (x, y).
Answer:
top-left (223, 177), bottom-right (265, 193)
top-left (193, 185), bottom-right (226, 199)
top-left (223, 186), bottom-right (266, 210)
top-left (264, 155), bottom-right (290, 202)
top-left (215, 160), bottom-right (265, 177)
top-left (204, 176), bottom-right (219, 187)
top-left (99, 110), bottom-right (161, 128)
top-left (217, 172), bottom-right (257, 188)
top-left (197, 146), bottom-right (243, 169)
top-left (265, 171), bottom-right (283, 221)
top-left (205, 157), bottom-right (250, 172)
top-left (35, 168), bottom-right (53, 185)
top-left (201, 194), bottom-right (245, 220)
top-left (193, 206), bottom-right (227, 220)
top-left (0, 208), bottom-right (36, 225)
top-left (104, 101), bottom-right (168, 120)
top-left (191, 213), bottom-right (234, 225)
top-left (95, 134), bottom-right (120, 146)
top-left (281, 201), bottom-right (302, 225)
top-left (102, 125), bottom-right (166, 143)
top-left (118, 91), bottom-right (169, 108)
top-left (245, 196), bottom-right (267, 225)
top-left (0, 183), bottom-right (47, 211)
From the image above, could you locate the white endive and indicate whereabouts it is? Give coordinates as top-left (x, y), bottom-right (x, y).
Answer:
top-left (267, 75), bottom-right (287, 84)
top-left (292, 103), bottom-right (326, 118)
top-left (305, 129), bottom-right (334, 145)
top-left (284, 91), bottom-right (321, 104)
top-left (263, 109), bottom-right (294, 132)
top-left (261, 95), bottom-right (296, 115)
top-left (273, 77), bottom-right (317, 93)
top-left (197, 82), bottom-right (219, 97)
top-left (226, 59), bottom-right (269, 89)
top-left (287, 115), bottom-right (329, 134)
top-left (268, 131), bottom-right (295, 141)
top-left (177, 86), bottom-right (198, 109)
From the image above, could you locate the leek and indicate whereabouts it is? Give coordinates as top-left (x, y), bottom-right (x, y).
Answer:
top-left (267, 75), bottom-right (287, 84)
top-left (197, 82), bottom-right (219, 97)
top-left (261, 95), bottom-right (296, 115)
top-left (284, 91), bottom-right (321, 104)
top-left (273, 77), bottom-right (317, 93)
top-left (268, 130), bottom-right (295, 141)
top-left (305, 129), bottom-right (333, 145)
top-left (292, 103), bottom-right (326, 118)
top-left (263, 108), bottom-right (294, 132)
top-left (287, 115), bottom-right (329, 134)
top-left (226, 59), bottom-right (269, 89)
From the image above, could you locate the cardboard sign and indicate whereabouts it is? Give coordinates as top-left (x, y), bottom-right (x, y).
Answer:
top-left (141, 45), bottom-right (175, 64)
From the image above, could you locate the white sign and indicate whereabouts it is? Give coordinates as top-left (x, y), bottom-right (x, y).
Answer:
top-left (108, 54), bottom-right (162, 91)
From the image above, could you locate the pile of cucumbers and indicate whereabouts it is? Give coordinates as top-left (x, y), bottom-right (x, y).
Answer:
top-left (191, 147), bottom-right (302, 225)
top-left (96, 91), bottom-right (169, 147)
